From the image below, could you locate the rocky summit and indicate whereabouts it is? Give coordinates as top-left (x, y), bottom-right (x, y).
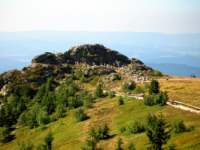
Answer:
top-left (0, 44), bottom-right (154, 96)
top-left (32, 44), bottom-right (131, 66)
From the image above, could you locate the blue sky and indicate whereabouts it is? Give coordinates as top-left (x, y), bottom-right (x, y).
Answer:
top-left (1, 0), bottom-right (200, 33)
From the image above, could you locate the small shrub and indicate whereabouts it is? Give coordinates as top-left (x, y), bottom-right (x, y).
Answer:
top-left (134, 85), bottom-right (144, 94)
top-left (144, 95), bottom-right (156, 106)
top-left (68, 96), bottom-right (83, 109)
top-left (68, 84), bottom-right (79, 96)
top-left (83, 128), bottom-right (99, 150)
top-left (51, 105), bottom-right (66, 121)
top-left (122, 81), bottom-right (136, 92)
top-left (75, 109), bottom-right (88, 122)
top-left (115, 138), bottom-right (123, 150)
top-left (119, 127), bottom-right (126, 133)
top-left (127, 121), bottom-right (145, 134)
top-left (118, 97), bottom-right (124, 105)
top-left (37, 109), bottom-right (50, 125)
top-left (82, 137), bottom-right (98, 150)
top-left (96, 124), bottom-right (110, 139)
top-left (82, 125), bottom-right (110, 149)
top-left (73, 70), bottom-right (83, 80)
top-left (79, 91), bottom-right (94, 108)
top-left (38, 125), bottom-right (48, 131)
top-left (36, 144), bottom-right (46, 150)
top-left (0, 127), bottom-right (10, 143)
top-left (83, 95), bottom-right (94, 108)
top-left (18, 103), bottom-right (41, 128)
top-left (108, 91), bottom-right (116, 98)
top-left (95, 83), bottom-right (104, 98)
top-left (167, 144), bottom-right (177, 150)
top-left (144, 92), bottom-right (168, 106)
top-left (173, 119), bottom-right (187, 133)
top-left (88, 127), bottom-right (99, 141)
top-left (18, 142), bottom-right (34, 150)
top-left (157, 92), bottom-right (168, 106)
top-left (80, 75), bottom-right (89, 83)
top-left (127, 143), bottom-right (136, 150)
top-left (88, 124), bottom-right (110, 140)
top-left (35, 132), bottom-right (54, 150)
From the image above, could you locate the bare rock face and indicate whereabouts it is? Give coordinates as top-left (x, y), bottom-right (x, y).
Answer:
top-left (32, 44), bottom-right (131, 66)
top-left (129, 58), bottom-right (153, 72)
top-left (65, 44), bottom-right (131, 66)
top-left (0, 70), bottom-right (22, 89)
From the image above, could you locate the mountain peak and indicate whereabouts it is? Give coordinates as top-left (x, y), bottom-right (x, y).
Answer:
top-left (66, 44), bottom-right (130, 66)
top-left (32, 44), bottom-right (131, 66)
top-left (1, 44), bottom-right (155, 96)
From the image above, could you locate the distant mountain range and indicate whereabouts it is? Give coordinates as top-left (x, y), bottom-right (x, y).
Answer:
top-left (0, 31), bottom-right (200, 76)
top-left (148, 63), bottom-right (200, 77)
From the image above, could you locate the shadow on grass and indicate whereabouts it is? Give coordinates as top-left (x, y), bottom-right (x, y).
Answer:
top-left (103, 133), bottom-right (117, 140)
top-left (77, 116), bottom-right (90, 123)
top-left (1, 134), bottom-right (15, 143)
top-left (108, 133), bottom-right (117, 139)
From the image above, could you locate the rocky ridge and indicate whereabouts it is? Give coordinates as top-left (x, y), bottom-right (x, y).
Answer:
top-left (32, 44), bottom-right (131, 66)
top-left (0, 44), bottom-right (154, 96)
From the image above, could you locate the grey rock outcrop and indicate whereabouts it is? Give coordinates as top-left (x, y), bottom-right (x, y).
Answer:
top-left (32, 44), bottom-right (131, 66)
top-left (65, 44), bottom-right (130, 66)
top-left (32, 52), bottom-right (59, 65)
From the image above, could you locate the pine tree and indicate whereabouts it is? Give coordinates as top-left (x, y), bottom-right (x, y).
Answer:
top-left (146, 114), bottom-right (171, 150)
top-left (42, 92), bottom-right (56, 115)
top-left (95, 84), bottom-right (104, 98)
top-left (149, 80), bottom-right (160, 94)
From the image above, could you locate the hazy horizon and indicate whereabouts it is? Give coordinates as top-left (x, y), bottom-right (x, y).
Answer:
top-left (1, 31), bottom-right (200, 76)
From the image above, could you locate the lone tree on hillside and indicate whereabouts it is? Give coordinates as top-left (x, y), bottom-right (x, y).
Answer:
top-left (146, 114), bottom-right (171, 150)
top-left (149, 80), bottom-right (160, 94)
top-left (95, 83), bottom-right (104, 98)
top-left (44, 132), bottom-right (54, 150)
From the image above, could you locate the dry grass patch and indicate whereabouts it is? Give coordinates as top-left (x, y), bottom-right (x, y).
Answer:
top-left (160, 77), bottom-right (200, 107)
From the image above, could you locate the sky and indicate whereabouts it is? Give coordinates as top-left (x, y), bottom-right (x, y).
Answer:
top-left (0, 0), bottom-right (200, 33)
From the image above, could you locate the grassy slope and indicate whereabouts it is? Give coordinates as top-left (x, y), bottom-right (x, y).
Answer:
top-left (1, 97), bottom-right (200, 150)
top-left (159, 77), bottom-right (200, 107)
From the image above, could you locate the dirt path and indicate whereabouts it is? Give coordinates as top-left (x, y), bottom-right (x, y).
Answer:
top-left (167, 100), bottom-right (200, 114)
top-left (115, 92), bottom-right (200, 114)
